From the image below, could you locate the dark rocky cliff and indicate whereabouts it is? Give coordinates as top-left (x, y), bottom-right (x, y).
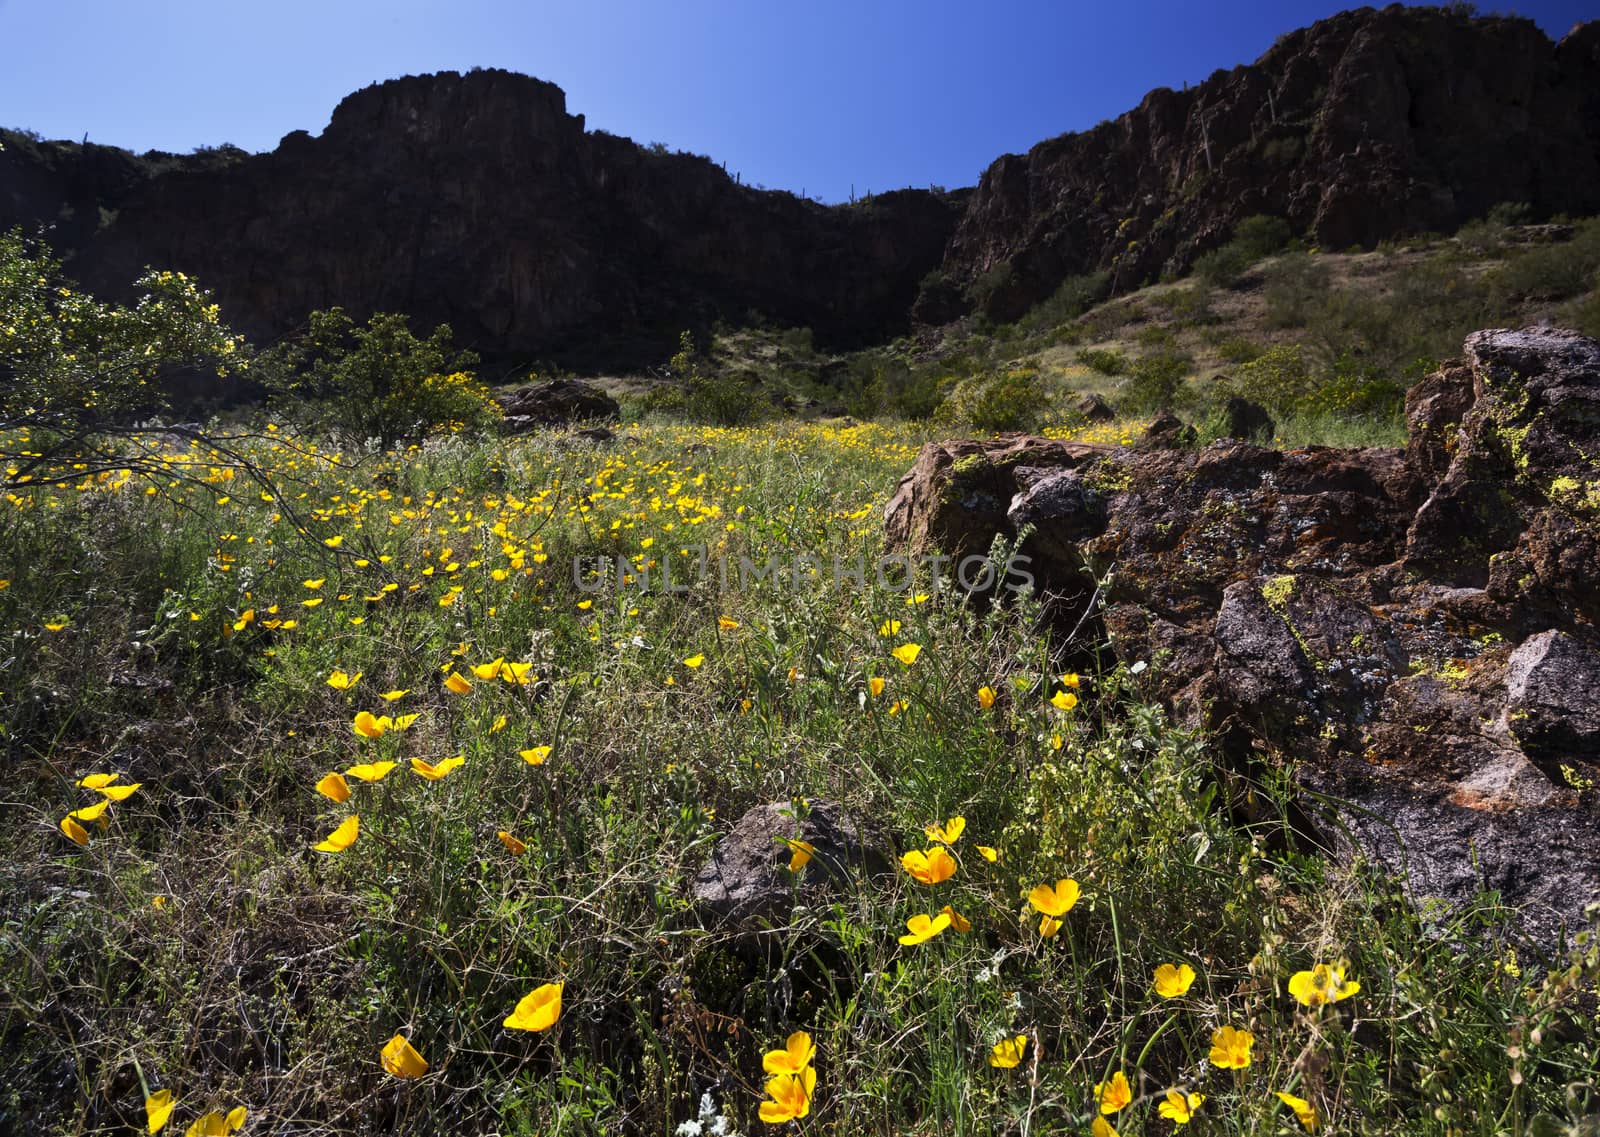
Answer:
top-left (2, 5), bottom-right (1597, 366)
top-left (937, 5), bottom-right (1600, 321)
top-left (1, 71), bottom-right (964, 370)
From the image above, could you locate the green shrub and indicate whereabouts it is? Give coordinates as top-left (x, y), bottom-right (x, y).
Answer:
top-left (1194, 214), bottom-right (1293, 287)
top-left (1263, 252), bottom-right (1333, 328)
top-left (260, 308), bottom-right (493, 447)
top-left (1078, 347), bottom-right (1128, 375)
top-left (936, 369), bottom-right (1045, 432)
top-left (1018, 271), bottom-right (1112, 331)
top-left (1192, 242), bottom-right (1254, 288)
top-left (0, 228), bottom-right (245, 447)
top-left (1211, 335), bottom-right (1265, 364)
top-left (1489, 217), bottom-right (1600, 301)
top-left (1157, 281), bottom-right (1218, 325)
top-left (1121, 351), bottom-right (1192, 411)
top-left (1231, 344), bottom-right (1315, 414)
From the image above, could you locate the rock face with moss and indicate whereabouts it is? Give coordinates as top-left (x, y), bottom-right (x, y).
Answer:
top-left (885, 327), bottom-right (1600, 947)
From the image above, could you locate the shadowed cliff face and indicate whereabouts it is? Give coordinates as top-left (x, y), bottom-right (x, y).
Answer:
top-left (2, 6), bottom-right (1598, 365)
top-left (939, 5), bottom-right (1600, 320)
top-left (1, 71), bottom-right (965, 370)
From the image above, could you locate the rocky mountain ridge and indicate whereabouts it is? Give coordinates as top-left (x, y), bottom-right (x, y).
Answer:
top-left (2, 5), bottom-right (1597, 369)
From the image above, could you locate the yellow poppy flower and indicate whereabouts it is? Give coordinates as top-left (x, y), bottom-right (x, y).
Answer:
top-left (504, 981), bottom-right (562, 1031)
top-left (352, 711), bottom-right (390, 739)
top-left (301, 598), bottom-right (324, 609)
top-left (682, 653), bottom-right (705, 669)
top-left (70, 798), bottom-right (111, 822)
top-left (1039, 914), bottom-right (1063, 938)
top-left (497, 831), bottom-right (528, 855)
top-left (182, 1107), bottom-right (246, 1136)
top-left (783, 839), bottom-right (815, 872)
top-left (314, 815), bottom-right (359, 852)
top-left (1158, 1089), bottom-right (1205, 1124)
top-left (868, 677), bottom-right (886, 698)
top-left (898, 911), bottom-right (953, 945)
top-left (1275, 1090), bottom-right (1319, 1132)
top-left (762, 1030), bottom-right (815, 1075)
top-left (411, 755), bottom-right (464, 780)
top-left (1288, 963), bottom-right (1359, 1007)
top-left (490, 714), bottom-right (508, 733)
top-left (900, 846), bottom-right (957, 884)
top-left (444, 672), bottom-right (472, 694)
top-left (1092, 1118), bottom-right (1119, 1137)
top-left (391, 713), bottom-right (420, 731)
top-left (1028, 878), bottom-right (1081, 917)
top-left (718, 616), bottom-right (739, 630)
top-left (323, 535), bottom-right (343, 548)
top-left (380, 1033), bottom-right (429, 1078)
top-left (924, 816), bottom-right (965, 844)
top-left (940, 904), bottom-right (971, 932)
top-left (520, 746), bottom-right (551, 766)
top-left (978, 685), bottom-right (997, 709)
top-left (77, 772), bottom-right (119, 789)
top-left (378, 689), bottom-right (410, 701)
top-left (878, 618), bottom-right (900, 635)
top-left (758, 1067), bottom-right (816, 1123)
top-left (303, 578), bottom-right (325, 589)
top-left (1050, 690), bottom-right (1078, 711)
top-left (1094, 1071), bottom-right (1132, 1114)
top-left (316, 773), bottom-right (352, 802)
top-left (345, 761), bottom-right (397, 782)
top-left (500, 661), bottom-right (535, 685)
top-left (890, 643), bottom-right (922, 666)
top-left (1153, 962), bottom-right (1197, 998)
top-left (326, 669), bottom-right (361, 689)
top-left (976, 845), bottom-right (999, 862)
top-left (1209, 1025), bottom-right (1254, 1069)
top-left (989, 1034), bottom-right (1027, 1069)
top-left (471, 657), bottom-right (506, 680)
top-left (96, 782), bottom-right (142, 801)
top-left (145, 1088), bottom-right (175, 1133)
top-left (1060, 672), bottom-right (1080, 688)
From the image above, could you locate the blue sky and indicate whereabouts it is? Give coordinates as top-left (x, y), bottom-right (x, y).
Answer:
top-left (1, 1), bottom-right (1591, 203)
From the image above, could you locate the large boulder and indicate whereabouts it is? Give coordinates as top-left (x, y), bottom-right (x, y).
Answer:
top-left (496, 378), bottom-right (620, 431)
top-left (883, 327), bottom-right (1600, 949)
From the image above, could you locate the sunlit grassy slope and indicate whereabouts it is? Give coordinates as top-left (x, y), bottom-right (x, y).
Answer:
top-left (2, 415), bottom-right (1596, 1135)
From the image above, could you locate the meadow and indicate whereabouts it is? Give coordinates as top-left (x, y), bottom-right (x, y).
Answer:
top-left (3, 411), bottom-right (1597, 1136)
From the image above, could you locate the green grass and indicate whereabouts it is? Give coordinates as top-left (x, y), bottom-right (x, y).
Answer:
top-left (2, 418), bottom-right (1596, 1135)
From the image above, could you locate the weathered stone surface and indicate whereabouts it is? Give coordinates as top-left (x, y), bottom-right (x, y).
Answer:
top-left (1505, 631), bottom-right (1600, 765)
top-left (885, 327), bottom-right (1600, 948)
top-left (1220, 397), bottom-right (1275, 442)
top-left (1076, 394), bottom-right (1117, 422)
top-left (496, 378), bottom-right (620, 428)
top-left (1141, 411), bottom-right (1197, 449)
top-left (692, 799), bottom-right (893, 926)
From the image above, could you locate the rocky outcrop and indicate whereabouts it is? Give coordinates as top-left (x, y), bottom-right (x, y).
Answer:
top-left (1, 72), bottom-right (964, 371)
top-left (496, 378), bottom-right (620, 432)
top-left (936, 6), bottom-right (1600, 321)
top-left (692, 799), bottom-right (894, 927)
top-left (884, 327), bottom-right (1600, 948)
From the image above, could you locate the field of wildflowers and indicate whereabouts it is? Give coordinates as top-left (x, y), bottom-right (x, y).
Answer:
top-left (2, 415), bottom-right (1597, 1135)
